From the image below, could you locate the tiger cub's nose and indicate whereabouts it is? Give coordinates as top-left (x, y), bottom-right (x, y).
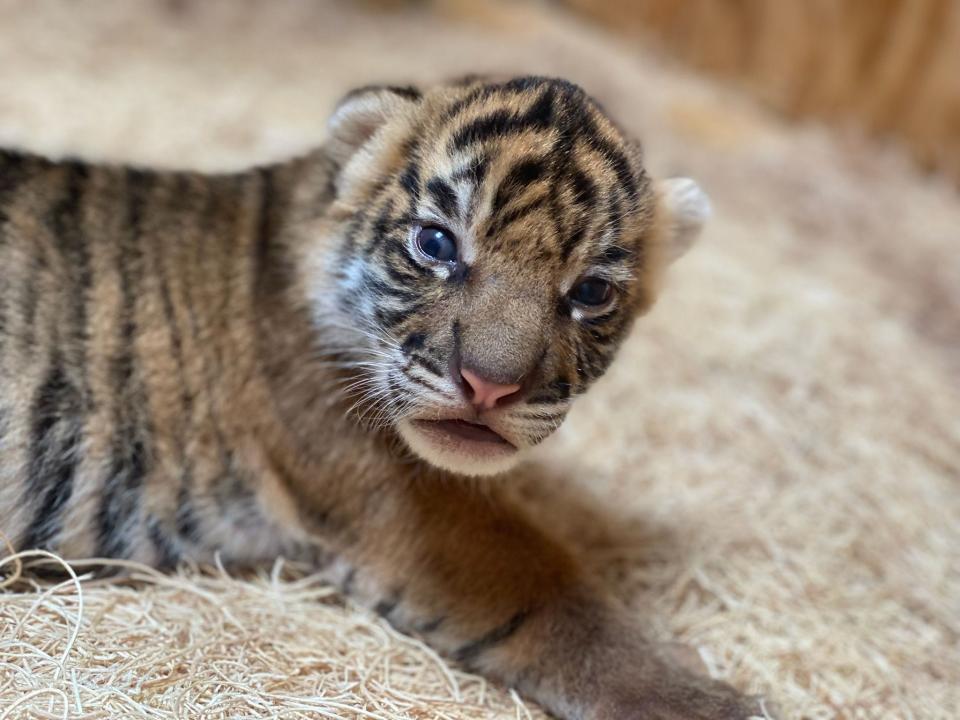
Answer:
top-left (458, 367), bottom-right (523, 410)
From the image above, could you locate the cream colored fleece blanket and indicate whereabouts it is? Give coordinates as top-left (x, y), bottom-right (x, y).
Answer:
top-left (1, 1), bottom-right (958, 718)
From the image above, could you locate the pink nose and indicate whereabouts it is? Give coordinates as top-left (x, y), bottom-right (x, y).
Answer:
top-left (460, 367), bottom-right (522, 410)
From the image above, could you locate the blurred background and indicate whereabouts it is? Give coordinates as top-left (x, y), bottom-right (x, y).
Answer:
top-left (0, 1), bottom-right (957, 718)
top-left (562, 0), bottom-right (960, 183)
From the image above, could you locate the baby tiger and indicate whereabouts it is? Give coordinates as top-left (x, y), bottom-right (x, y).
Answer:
top-left (0, 76), bottom-right (767, 719)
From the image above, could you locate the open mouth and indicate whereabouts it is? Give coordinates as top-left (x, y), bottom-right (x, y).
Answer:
top-left (400, 416), bottom-right (521, 475)
top-left (412, 418), bottom-right (514, 448)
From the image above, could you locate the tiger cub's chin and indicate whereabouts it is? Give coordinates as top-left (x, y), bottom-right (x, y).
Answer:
top-left (396, 418), bottom-right (524, 477)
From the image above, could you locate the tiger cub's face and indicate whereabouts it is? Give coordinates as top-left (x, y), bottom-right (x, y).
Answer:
top-left (306, 77), bottom-right (708, 476)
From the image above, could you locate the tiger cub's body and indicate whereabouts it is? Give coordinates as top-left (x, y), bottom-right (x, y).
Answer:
top-left (0, 77), bottom-right (767, 719)
top-left (1, 153), bottom-right (325, 564)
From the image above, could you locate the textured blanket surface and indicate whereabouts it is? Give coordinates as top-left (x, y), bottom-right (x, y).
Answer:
top-left (1, 2), bottom-right (958, 718)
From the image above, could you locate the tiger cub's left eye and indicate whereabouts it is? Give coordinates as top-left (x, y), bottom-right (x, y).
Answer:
top-left (569, 278), bottom-right (612, 307)
top-left (416, 227), bottom-right (458, 263)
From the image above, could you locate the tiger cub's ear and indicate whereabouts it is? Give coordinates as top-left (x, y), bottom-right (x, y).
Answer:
top-left (326, 85), bottom-right (422, 166)
top-left (655, 177), bottom-right (711, 263)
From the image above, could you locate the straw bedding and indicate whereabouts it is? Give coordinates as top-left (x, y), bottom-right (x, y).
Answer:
top-left (1, 1), bottom-right (958, 718)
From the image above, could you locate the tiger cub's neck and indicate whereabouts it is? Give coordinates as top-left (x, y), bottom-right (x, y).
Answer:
top-left (232, 151), bottom-right (410, 503)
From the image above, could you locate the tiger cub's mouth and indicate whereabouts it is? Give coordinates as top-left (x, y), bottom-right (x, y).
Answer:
top-left (412, 418), bottom-right (514, 447)
top-left (400, 416), bottom-right (520, 477)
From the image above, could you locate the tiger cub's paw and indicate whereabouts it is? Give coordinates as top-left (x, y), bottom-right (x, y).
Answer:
top-left (577, 641), bottom-right (777, 720)
top-left (590, 668), bottom-right (776, 720)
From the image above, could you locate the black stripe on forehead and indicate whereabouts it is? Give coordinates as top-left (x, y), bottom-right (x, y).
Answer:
top-left (447, 86), bottom-right (556, 153)
top-left (492, 157), bottom-right (549, 214)
top-left (441, 75), bottom-right (554, 123)
top-left (451, 154), bottom-right (489, 186)
top-left (560, 222), bottom-right (586, 261)
top-left (569, 166), bottom-right (597, 208)
top-left (448, 110), bottom-right (524, 153)
top-left (486, 194), bottom-right (550, 240)
top-left (399, 160), bottom-right (420, 198)
top-left (426, 177), bottom-right (459, 219)
top-left (577, 116), bottom-right (639, 206)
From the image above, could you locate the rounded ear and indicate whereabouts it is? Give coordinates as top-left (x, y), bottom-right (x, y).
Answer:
top-left (655, 177), bottom-right (711, 263)
top-left (326, 85), bottom-right (421, 166)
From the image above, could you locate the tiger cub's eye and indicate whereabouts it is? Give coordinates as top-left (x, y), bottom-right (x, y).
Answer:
top-left (416, 227), bottom-right (458, 263)
top-left (569, 278), bottom-right (612, 307)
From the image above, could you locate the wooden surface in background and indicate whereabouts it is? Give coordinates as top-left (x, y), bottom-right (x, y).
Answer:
top-left (562, 0), bottom-right (960, 184)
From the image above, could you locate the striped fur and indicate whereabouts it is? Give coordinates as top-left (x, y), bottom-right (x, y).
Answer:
top-left (0, 77), bottom-right (765, 719)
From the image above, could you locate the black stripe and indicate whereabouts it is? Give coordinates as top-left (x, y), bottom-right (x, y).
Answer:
top-left (373, 590), bottom-right (403, 619)
top-left (488, 195), bottom-right (549, 239)
top-left (49, 162), bottom-right (93, 396)
top-left (0, 150), bottom-right (31, 235)
top-left (403, 369), bottom-right (446, 395)
top-left (401, 332), bottom-right (427, 354)
top-left (546, 188), bottom-right (571, 260)
top-left (386, 242), bottom-right (432, 278)
top-left (410, 353), bottom-right (444, 378)
top-left (528, 377), bottom-right (572, 405)
top-left (449, 111), bottom-right (530, 152)
top-left (383, 260), bottom-right (419, 285)
top-left (522, 87), bottom-right (555, 129)
top-left (175, 483), bottom-right (200, 542)
top-left (516, 409), bottom-right (566, 421)
top-left (606, 193), bottom-right (623, 245)
top-left (441, 76), bottom-right (554, 124)
top-left (19, 237), bottom-right (48, 354)
top-left (569, 166), bottom-right (597, 208)
top-left (341, 568), bottom-right (357, 595)
top-left (573, 341), bottom-right (590, 383)
top-left (596, 245), bottom-right (631, 264)
top-left (0, 149), bottom-right (32, 212)
top-left (254, 166), bottom-right (279, 293)
top-left (20, 360), bottom-right (82, 550)
top-left (416, 615), bottom-right (446, 634)
top-left (147, 515), bottom-right (181, 569)
top-left (363, 273), bottom-right (419, 303)
top-left (342, 84), bottom-right (421, 103)
top-left (441, 86), bottom-right (497, 125)
top-left (451, 154), bottom-right (490, 187)
top-left (399, 161), bottom-right (420, 202)
top-left (453, 610), bottom-right (530, 666)
top-left (96, 169), bottom-right (153, 558)
top-left (375, 301), bottom-right (427, 330)
top-left (156, 175), bottom-right (199, 546)
top-left (581, 125), bottom-right (638, 205)
top-left (368, 198), bottom-right (396, 254)
top-left (383, 85), bottom-right (421, 101)
top-left (560, 222), bottom-right (586, 261)
top-left (426, 177), bottom-right (459, 219)
top-left (256, 168), bottom-right (276, 266)
top-left (19, 163), bottom-right (92, 550)
top-left (492, 158), bottom-right (548, 215)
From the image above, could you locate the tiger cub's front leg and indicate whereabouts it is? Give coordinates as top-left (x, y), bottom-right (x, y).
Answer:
top-left (332, 478), bottom-right (766, 720)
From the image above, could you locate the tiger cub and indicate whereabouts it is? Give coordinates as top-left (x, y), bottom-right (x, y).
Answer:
top-left (0, 76), bottom-right (767, 719)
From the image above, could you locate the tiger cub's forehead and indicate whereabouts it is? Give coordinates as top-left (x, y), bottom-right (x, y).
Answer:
top-left (407, 78), bottom-right (654, 269)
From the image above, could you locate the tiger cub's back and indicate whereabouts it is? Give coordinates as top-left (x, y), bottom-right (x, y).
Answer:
top-left (0, 149), bottom-right (313, 565)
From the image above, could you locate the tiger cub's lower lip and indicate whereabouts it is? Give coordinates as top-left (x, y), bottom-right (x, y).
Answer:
top-left (413, 419), bottom-right (514, 447)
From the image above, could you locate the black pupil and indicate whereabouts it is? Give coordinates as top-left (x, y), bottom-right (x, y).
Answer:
top-left (417, 227), bottom-right (457, 262)
top-left (571, 279), bottom-right (610, 306)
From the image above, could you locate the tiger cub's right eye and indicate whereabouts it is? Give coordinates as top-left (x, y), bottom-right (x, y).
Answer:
top-left (416, 227), bottom-right (458, 263)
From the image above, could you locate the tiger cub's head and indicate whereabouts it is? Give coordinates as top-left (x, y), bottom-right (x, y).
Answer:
top-left (304, 76), bottom-right (709, 476)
